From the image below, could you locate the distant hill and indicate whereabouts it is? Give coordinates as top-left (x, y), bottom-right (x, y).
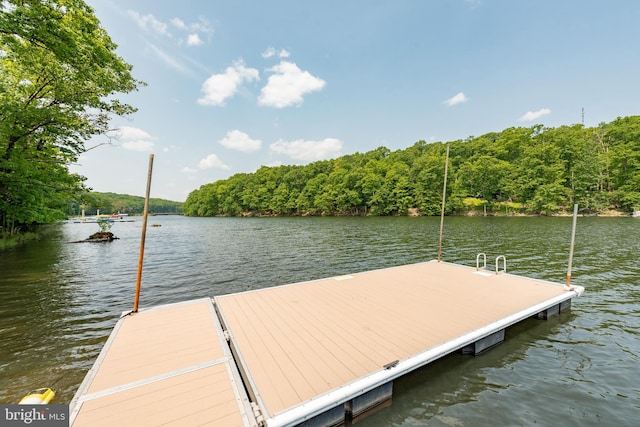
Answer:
top-left (68, 192), bottom-right (183, 216)
top-left (184, 116), bottom-right (640, 217)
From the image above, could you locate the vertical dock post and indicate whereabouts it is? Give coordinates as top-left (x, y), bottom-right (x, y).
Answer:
top-left (566, 203), bottom-right (578, 288)
top-left (437, 144), bottom-right (449, 263)
top-left (133, 153), bottom-right (154, 313)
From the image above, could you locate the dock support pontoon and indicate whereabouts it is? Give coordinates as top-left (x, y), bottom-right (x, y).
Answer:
top-left (345, 382), bottom-right (393, 423)
top-left (461, 329), bottom-right (505, 355)
top-left (534, 298), bottom-right (573, 320)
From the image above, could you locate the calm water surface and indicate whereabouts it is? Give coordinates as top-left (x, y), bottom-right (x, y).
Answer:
top-left (0, 216), bottom-right (638, 426)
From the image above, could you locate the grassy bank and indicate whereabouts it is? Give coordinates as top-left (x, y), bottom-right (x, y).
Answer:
top-left (0, 231), bottom-right (41, 250)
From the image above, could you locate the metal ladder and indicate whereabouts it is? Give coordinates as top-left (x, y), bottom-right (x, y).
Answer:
top-left (476, 253), bottom-right (507, 274)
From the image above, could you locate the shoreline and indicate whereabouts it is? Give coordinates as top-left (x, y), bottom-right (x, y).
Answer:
top-left (224, 208), bottom-right (633, 218)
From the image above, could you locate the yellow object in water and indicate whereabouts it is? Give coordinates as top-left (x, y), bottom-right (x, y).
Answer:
top-left (19, 388), bottom-right (55, 404)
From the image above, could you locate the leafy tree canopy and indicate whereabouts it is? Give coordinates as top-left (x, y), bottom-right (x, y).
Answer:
top-left (69, 192), bottom-right (183, 216)
top-left (0, 0), bottom-right (144, 235)
top-left (184, 116), bottom-right (640, 217)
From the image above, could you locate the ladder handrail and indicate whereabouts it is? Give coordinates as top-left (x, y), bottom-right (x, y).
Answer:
top-left (495, 255), bottom-right (507, 274)
top-left (476, 253), bottom-right (487, 271)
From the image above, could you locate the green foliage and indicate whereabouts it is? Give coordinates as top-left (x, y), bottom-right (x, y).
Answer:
top-left (67, 192), bottom-right (184, 216)
top-left (0, 230), bottom-right (39, 249)
top-left (184, 117), bottom-right (640, 217)
top-left (462, 198), bottom-right (485, 209)
top-left (97, 218), bottom-right (113, 233)
top-left (0, 0), bottom-right (143, 235)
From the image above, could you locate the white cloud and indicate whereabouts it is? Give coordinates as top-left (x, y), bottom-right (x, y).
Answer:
top-left (129, 12), bottom-right (212, 47)
top-left (262, 47), bottom-right (276, 58)
top-left (170, 17), bottom-right (186, 30)
top-left (127, 11), bottom-right (169, 35)
top-left (219, 130), bottom-right (262, 152)
top-left (198, 60), bottom-right (260, 106)
top-left (186, 34), bottom-right (203, 46)
top-left (181, 18), bottom-right (213, 44)
top-left (117, 126), bottom-right (153, 140)
top-left (262, 47), bottom-right (291, 59)
top-left (181, 166), bottom-right (197, 174)
top-left (270, 138), bottom-right (342, 162)
top-left (198, 154), bottom-right (230, 170)
top-left (189, 17), bottom-right (213, 37)
top-left (518, 108), bottom-right (551, 122)
top-left (114, 126), bottom-right (156, 152)
top-left (258, 61), bottom-right (325, 108)
top-left (122, 140), bottom-right (154, 152)
top-left (264, 160), bottom-right (283, 168)
top-left (443, 92), bottom-right (468, 106)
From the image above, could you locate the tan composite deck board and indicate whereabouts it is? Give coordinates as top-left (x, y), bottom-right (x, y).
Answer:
top-left (235, 291), bottom-right (345, 409)
top-left (219, 287), bottom-right (380, 410)
top-left (73, 299), bottom-right (253, 427)
top-left (257, 286), bottom-right (378, 373)
top-left (249, 288), bottom-right (367, 360)
top-left (257, 289), bottom-right (374, 391)
top-left (218, 294), bottom-right (299, 412)
top-left (86, 300), bottom-right (223, 393)
top-left (216, 261), bottom-right (568, 416)
top-left (249, 278), bottom-right (402, 365)
top-left (73, 365), bottom-right (243, 427)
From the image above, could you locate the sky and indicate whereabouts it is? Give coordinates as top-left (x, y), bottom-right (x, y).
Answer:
top-left (71, 0), bottom-right (640, 202)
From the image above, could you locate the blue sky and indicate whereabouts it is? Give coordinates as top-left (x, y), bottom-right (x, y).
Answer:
top-left (72, 0), bottom-right (640, 202)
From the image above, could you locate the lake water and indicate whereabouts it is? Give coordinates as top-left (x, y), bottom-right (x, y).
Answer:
top-left (0, 216), bottom-right (638, 426)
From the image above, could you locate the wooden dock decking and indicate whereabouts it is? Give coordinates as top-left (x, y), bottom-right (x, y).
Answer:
top-left (70, 260), bottom-right (584, 427)
top-left (69, 299), bottom-right (254, 427)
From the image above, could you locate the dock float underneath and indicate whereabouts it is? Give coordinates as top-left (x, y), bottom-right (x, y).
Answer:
top-left (70, 260), bottom-right (584, 427)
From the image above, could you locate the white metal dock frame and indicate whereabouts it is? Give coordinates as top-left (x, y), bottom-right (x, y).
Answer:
top-left (71, 260), bottom-right (584, 427)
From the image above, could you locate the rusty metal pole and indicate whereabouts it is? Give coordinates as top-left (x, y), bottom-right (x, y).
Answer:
top-left (437, 144), bottom-right (449, 263)
top-left (133, 154), bottom-right (154, 312)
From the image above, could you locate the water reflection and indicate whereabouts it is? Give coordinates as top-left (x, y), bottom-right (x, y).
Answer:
top-left (0, 226), bottom-right (79, 400)
top-left (0, 216), bottom-right (638, 426)
top-left (361, 316), bottom-right (571, 426)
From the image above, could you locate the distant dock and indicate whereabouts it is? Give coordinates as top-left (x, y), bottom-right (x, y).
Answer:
top-left (71, 214), bottom-right (135, 223)
top-left (70, 260), bottom-right (584, 427)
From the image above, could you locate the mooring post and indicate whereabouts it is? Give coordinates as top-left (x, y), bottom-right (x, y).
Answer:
top-left (437, 144), bottom-right (449, 263)
top-left (133, 154), bottom-right (154, 313)
top-left (566, 203), bottom-right (578, 288)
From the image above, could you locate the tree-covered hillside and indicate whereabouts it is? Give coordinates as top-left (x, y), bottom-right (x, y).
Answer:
top-left (68, 192), bottom-right (183, 216)
top-left (184, 116), bottom-right (640, 217)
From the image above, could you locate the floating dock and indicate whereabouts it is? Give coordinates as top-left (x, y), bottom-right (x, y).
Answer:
top-left (70, 260), bottom-right (584, 427)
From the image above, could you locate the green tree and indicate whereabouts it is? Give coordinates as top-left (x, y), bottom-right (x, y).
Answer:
top-left (545, 125), bottom-right (603, 210)
top-left (0, 0), bottom-right (143, 235)
top-left (606, 117), bottom-right (640, 193)
top-left (508, 137), bottom-right (566, 212)
top-left (411, 145), bottom-right (449, 215)
top-left (182, 117), bottom-right (640, 217)
top-left (457, 155), bottom-right (512, 203)
top-left (74, 192), bottom-right (183, 216)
